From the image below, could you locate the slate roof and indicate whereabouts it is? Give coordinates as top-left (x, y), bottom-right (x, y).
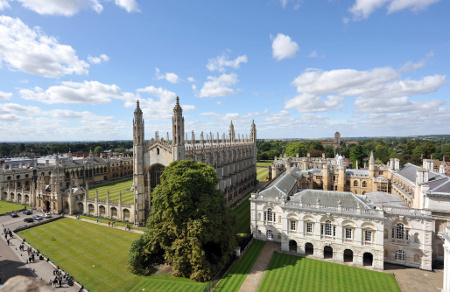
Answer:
top-left (395, 162), bottom-right (450, 195)
top-left (290, 189), bottom-right (372, 209)
top-left (259, 167), bottom-right (302, 199)
top-left (365, 192), bottom-right (408, 208)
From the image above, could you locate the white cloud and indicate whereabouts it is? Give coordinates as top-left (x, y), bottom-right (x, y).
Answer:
top-left (286, 66), bottom-right (446, 114)
top-left (272, 33), bottom-right (299, 61)
top-left (135, 86), bottom-right (196, 120)
top-left (0, 16), bottom-right (89, 78)
top-left (206, 52), bottom-right (248, 72)
top-left (0, 103), bottom-right (41, 115)
top-left (20, 81), bottom-right (134, 104)
top-left (87, 54), bottom-right (109, 64)
top-left (45, 109), bottom-right (113, 120)
top-left (187, 77), bottom-right (195, 82)
top-left (198, 73), bottom-right (238, 98)
top-left (308, 51), bottom-right (317, 58)
top-left (15, 0), bottom-right (103, 16)
top-left (349, 0), bottom-right (440, 20)
top-left (155, 67), bottom-right (181, 84)
top-left (399, 51), bottom-right (433, 72)
top-left (0, 0), bottom-right (10, 10)
top-left (115, 0), bottom-right (139, 12)
top-left (0, 91), bottom-right (12, 100)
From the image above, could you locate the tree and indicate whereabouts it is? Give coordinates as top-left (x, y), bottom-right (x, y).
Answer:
top-left (349, 144), bottom-right (365, 168)
top-left (94, 146), bottom-right (103, 155)
top-left (285, 142), bottom-right (307, 157)
top-left (128, 160), bottom-right (236, 281)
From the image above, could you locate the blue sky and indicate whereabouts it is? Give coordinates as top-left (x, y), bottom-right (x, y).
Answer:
top-left (0, 0), bottom-right (448, 141)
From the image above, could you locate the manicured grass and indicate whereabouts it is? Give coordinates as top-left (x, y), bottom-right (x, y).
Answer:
top-left (256, 161), bottom-right (271, 181)
top-left (88, 179), bottom-right (134, 204)
top-left (257, 167), bottom-right (269, 181)
top-left (17, 218), bottom-right (206, 292)
top-left (258, 253), bottom-right (401, 292)
top-left (0, 201), bottom-right (28, 215)
top-left (256, 160), bottom-right (273, 167)
top-left (233, 198), bottom-right (250, 234)
top-left (215, 240), bottom-right (266, 292)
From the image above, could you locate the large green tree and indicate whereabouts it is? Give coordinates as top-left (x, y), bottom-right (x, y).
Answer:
top-left (128, 160), bottom-right (236, 281)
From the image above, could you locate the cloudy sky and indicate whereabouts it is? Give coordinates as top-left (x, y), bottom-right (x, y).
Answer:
top-left (0, 0), bottom-right (448, 141)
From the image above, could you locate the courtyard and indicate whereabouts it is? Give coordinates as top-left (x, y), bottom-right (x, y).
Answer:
top-left (88, 179), bottom-right (134, 204)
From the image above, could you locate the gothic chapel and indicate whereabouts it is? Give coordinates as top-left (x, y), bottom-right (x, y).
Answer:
top-left (133, 98), bottom-right (257, 225)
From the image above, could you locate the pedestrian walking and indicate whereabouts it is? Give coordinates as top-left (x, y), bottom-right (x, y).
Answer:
top-left (6, 239), bottom-right (9, 245)
top-left (96, 218), bottom-right (99, 223)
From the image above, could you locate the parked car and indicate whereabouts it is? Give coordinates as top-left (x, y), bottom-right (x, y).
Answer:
top-left (10, 211), bottom-right (19, 218)
top-left (23, 210), bottom-right (32, 215)
top-left (32, 215), bottom-right (43, 221)
top-left (24, 217), bottom-right (33, 223)
top-left (43, 213), bottom-right (52, 218)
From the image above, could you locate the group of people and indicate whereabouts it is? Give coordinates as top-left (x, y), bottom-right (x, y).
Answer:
top-left (49, 267), bottom-right (75, 288)
top-left (3, 227), bottom-right (13, 245)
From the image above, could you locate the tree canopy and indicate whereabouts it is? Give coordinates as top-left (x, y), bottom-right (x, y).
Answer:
top-left (128, 160), bottom-right (236, 281)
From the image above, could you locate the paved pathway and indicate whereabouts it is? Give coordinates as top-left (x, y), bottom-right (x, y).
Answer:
top-left (66, 215), bottom-right (144, 234)
top-left (238, 241), bottom-right (279, 292)
top-left (384, 263), bottom-right (443, 292)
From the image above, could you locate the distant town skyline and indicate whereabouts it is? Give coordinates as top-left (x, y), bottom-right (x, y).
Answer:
top-left (0, 0), bottom-right (449, 141)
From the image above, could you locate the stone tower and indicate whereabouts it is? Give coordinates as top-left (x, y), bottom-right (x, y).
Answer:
top-left (133, 100), bottom-right (147, 225)
top-left (229, 121), bottom-right (236, 143)
top-left (172, 97), bottom-right (185, 161)
top-left (334, 131), bottom-right (341, 148)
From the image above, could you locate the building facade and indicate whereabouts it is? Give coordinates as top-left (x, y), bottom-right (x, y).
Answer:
top-left (0, 151), bottom-right (134, 219)
top-left (133, 98), bottom-right (258, 225)
top-left (251, 165), bottom-right (434, 270)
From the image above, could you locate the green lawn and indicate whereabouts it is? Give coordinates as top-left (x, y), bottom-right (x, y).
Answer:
top-left (0, 201), bottom-right (28, 215)
top-left (256, 160), bottom-right (273, 167)
top-left (88, 179), bottom-right (134, 204)
top-left (256, 161), bottom-right (271, 181)
top-left (233, 198), bottom-right (250, 234)
top-left (215, 240), bottom-right (266, 292)
top-left (258, 253), bottom-right (401, 292)
top-left (17, 218), bottom-right (205, 292)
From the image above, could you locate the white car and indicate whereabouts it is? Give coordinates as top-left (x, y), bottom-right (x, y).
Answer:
top-left (43, 213), bottom-right (52, 218)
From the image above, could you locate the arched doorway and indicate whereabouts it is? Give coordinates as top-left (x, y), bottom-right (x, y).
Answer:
top-left (363, 252), bottom-right (373, 266)
top-left (25, 195), bottom-right (29, 204)
top-left (289, 240), bottom-right (297, 252)
top-left (344, 249), bottom-right (353, 262)
top-left (324, 246), bottom-right (333, 259)
top-left (149, 164), bottom-right (165, 192)
top-left (88, 204), bottom-right (95, 215)
top-left (123, 209), bottom-right (130, 221)
top-left (99, 205), bottom-right (106, 216)
top-left (305, 243), bottom-right (314, 255)
top-left (45, 200), bottom-right (50, 212)
top-left (266, 230), bottom-right (273, 240)
top-left (111, 207), bottom-right (118, 218)
top-left (77, 202), bottom-right (84, 213)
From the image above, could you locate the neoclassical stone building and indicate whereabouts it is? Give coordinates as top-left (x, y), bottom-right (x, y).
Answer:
top-left (133, 98), bottom-right (257, 225)
top-left (0, 151), bottom-right (133, 218)
top-left (251, 165), bottom-right (434, 270)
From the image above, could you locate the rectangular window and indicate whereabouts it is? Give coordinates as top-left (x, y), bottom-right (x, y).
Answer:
top-left (333, 226), bottom-right (336, 237)
top-left (365, 230), bottom-right (372, 242)
top-left (264, 211), bottom-right (267, 221)
top-left (392, 228), bottom-right (395, 239)
top-left (345, 228), bottom-right (352, 239)
top-left (306, 222), bottom-right (313, 233)
top-left (406, 230), bottom-right (409, 241)
top-left (290, 220), bottom-right (296, 231)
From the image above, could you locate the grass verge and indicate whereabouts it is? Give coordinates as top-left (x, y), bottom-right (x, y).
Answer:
top-left (233, 198), bottom-right (250, 234)
top-left (258, 252), bottom-right (401, 292)
top-left (215, 240), bottom-right (266, 292)
top-left (17, 218), bottom-right (205, 292)
top-left (88, 179), bottom-right (134, 204)
top-left (0, 201), bottom-right (28, 215)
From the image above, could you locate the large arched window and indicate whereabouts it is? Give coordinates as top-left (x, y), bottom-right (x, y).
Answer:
top-left (353, 180), bottom-right (358, 187)
top-left (396, 223), bottom-right (405, 239)
top-left (321, 220), bottom-right (334, 236)
top-left (264, 208), bottom-right (276, 222)
top-left (362, 181), bottom-right (367, 187)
